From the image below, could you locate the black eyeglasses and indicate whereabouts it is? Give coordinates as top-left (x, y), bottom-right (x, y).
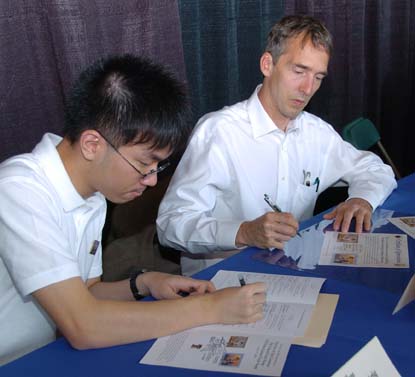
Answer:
top-left (97, 132), bottom-right (170, 179)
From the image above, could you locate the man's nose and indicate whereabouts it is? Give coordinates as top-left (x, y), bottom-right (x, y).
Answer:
top-left (142, 173), bottom-right (158, 187)
top-left (300, 75), bottom-right (315, 96)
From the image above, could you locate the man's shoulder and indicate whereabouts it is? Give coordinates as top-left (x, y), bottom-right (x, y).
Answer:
top-left (0, 153), bottom-right (58, 206)
top-left (193, 100), bottom-right (250, 135)
top-left (299, 111), bottom-right (338, 134)
top-left (0, 153), bottom-right (43, 182)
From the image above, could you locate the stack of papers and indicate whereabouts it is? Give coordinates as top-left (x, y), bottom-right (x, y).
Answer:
top-left (141, 270), bottom-right (338, 376)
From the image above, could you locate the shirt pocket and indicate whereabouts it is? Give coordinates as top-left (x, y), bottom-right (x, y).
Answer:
top-left (291, 184), bottom-right (319, 221)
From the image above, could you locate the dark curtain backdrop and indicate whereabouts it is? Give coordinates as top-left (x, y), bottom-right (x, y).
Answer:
top-left (179, 0), bottom-right (414, 177)
top-left (178, 0), bottom-right (284, 123)
top-left (2, 1), bottom-right (414, 174)
top-left (0, 0), bottom-right (186, 162)
top-left (286, 0), bottom-right (415, 177)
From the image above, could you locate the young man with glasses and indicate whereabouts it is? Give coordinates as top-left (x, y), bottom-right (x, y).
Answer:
top-left (157, 15), bottom-right (397, 276)
top-left (0, 54), bottom-right (266, 365)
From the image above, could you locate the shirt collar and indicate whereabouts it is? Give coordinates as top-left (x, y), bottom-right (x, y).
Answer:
top-left (247, 85), bottom-right (301, 138)
top-left (32, 133), bottom-right (102, 212)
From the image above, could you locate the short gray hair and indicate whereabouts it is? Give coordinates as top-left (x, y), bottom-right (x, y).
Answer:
top-left (265, 15), bottom-right (333, 63)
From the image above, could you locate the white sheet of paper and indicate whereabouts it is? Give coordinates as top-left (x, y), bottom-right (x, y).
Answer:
top-left (280, 208), bottom-right (397, 271)
top-left (202, 271), bottom-right (326, 337)
top-left (393, 273), bottom-right (415, 314)
top-left (388, 216), bottom-right (415, 239)
top-left (319, 232), bottom-right (409, 268)
top-left (140, 331), bottom-right (291, 376)
top-left (331, 336), bottom-right (401, 377)
top-left (211, 270), bottom-right (325, 304)
top-left (140, 271), bottom-right (327, 376)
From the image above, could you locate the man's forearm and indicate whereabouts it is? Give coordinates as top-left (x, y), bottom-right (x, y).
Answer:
top-left (34, 277), bottom-right (216, 350)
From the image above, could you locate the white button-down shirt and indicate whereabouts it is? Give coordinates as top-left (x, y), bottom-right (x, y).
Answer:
top-left (0, 133), bottom-right (106, 365)
top-left (157, 86), bottom-right (396, 275)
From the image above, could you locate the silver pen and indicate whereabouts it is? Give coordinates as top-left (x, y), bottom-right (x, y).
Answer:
top-left (263, 194), bottom-right (302, 238)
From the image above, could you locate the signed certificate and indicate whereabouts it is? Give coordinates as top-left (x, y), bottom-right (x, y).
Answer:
top-left (318, 232), bottom-right (409, 268)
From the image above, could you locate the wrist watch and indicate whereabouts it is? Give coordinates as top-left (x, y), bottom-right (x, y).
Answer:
top-left (129, 269), bottom-right (146, 300)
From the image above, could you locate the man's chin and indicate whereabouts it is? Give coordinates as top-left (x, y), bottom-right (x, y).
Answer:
top-left (286, 109), bottom-right (303, 120)
top-left (107, 190), bottom-right (144, 204)
top-left (125, 190), bottom-right (143, 201)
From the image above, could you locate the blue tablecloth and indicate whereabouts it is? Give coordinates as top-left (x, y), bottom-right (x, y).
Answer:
top-left (250, 208), bottom-right (415, 294)
top-left (1, 173), bottom-right (414, 376)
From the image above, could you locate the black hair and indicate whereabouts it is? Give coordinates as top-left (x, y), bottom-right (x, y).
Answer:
top-left (63, 54), bottom-right (190, 153)
top-left (265, 14), bottom-right (333, 63)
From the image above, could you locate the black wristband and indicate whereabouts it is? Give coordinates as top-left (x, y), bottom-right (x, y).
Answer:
top-left (129, 269), bottom-right (146, 301)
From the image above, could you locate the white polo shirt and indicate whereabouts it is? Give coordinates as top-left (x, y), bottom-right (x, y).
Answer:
top-left (0, 133), bottom-right (106, 365)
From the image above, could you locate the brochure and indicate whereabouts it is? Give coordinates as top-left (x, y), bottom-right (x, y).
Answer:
top-left (319, 232), bottom-right (409, 268)
top-left (388, 216), bottom-right (415, 239)
top-left (141, 270), bottom-right (336, 376)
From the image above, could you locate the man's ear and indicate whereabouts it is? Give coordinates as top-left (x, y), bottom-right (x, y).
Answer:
top-left (260, 52), bottom-right (274, 77)
top-left (79, 130), bottom-right (102, 161)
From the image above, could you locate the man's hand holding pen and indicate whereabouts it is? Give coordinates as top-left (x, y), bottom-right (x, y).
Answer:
top-left (210, 282), bottom-right (266, 324)
top-left (264, 194), bottom-right (302, 238)
top-left (235, 211), bottom-right (299, 250)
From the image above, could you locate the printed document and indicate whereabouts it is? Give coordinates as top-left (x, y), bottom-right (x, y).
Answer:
top-left (331, 336), bottom-right (401, 377)
top-left (319, 232), bottom-right (409, 268)
top-left (388, 216), bottom-right (415, 239)
top-left (140, 270), bottom-right (327, 376)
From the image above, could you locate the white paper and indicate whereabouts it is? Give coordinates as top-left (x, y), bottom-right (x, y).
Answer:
top-left (270, 208), bottom-right (396, 271)
top-left (203, 271), bottom-right (325, 337)
top-left (211, 270), bottom-right (325, 304)
top-left (388, 216), bottom-right (415, 239)
top-left (141, 331), bottom-right (291, 376)
top-left (140, 271), bottom-right (326, 376)
top-left (331, 336), bottom-right (401, 377)
top-left (393, 273), bottom-right (415, 314)
top-left (319, 232), bottom-right (409, 268)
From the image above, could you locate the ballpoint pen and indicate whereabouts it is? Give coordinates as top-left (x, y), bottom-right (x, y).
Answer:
top-left (178, 287), bottom-right (196, 297)
top-left (263, 194), bottom-right (302, 238)
top-left (313, 177), bottom-right (320, 192)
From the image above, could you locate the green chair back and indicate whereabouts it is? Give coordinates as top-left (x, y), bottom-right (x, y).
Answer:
top-left (341, 117), bottom-right (380, 150)
top-left (341, 117), bottom-right (401, 178)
